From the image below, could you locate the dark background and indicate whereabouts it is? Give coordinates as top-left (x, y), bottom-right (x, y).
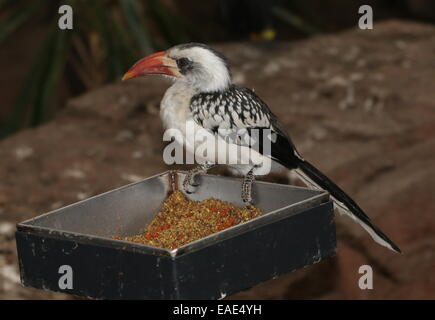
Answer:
top-left (1, 0), bottom-right (435, 134)
top-left (0, 0), bottom-right (435, 299)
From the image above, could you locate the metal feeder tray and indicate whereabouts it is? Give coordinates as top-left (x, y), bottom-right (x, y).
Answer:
top-left (16, 171), bottom-right (336, 299)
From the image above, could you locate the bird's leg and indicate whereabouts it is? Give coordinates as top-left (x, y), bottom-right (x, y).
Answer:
top-left (182, 162), bottom-right (215, 194)
top-left (241, 167), bottom-right (256, 206)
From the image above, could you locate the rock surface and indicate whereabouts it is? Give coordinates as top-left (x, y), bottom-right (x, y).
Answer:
top-left (1, 20), bottom-right (435, 299)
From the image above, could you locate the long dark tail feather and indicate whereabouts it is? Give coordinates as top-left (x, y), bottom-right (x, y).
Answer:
top-left (286, 157), bottom-right (401, 253)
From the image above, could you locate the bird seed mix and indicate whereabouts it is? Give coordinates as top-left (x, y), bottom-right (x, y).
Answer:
top-left (113, 190), bottom-right (262, 250)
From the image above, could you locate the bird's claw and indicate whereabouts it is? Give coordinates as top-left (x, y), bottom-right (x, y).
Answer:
top-left (182, 171), bottom-right (199, 194)
top-left (242, 197), bottom-right (253, 207)
top-left (182, 163), bottom-right (215, 194)
top-left (185, 188), bottom-right (194, 195)
top-left (183, 183), bottom-right (197, 194)
top-left (241, 168), bottom-right (255, 207)
top-left (241, 186), bottom-right (253, 206)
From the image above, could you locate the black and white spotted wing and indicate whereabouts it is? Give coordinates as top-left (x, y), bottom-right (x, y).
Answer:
top-left (190, 85), bottom-right (299, 169)
top-left (190, 85), bottom-right (401, 252)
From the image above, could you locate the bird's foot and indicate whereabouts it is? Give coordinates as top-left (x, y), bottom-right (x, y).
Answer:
top-left (241, 168), bottom-right (255, 206)
top-left (183, 169), bottom-right (200, 194)
top-left (182, 162), bottom-right (215, 194)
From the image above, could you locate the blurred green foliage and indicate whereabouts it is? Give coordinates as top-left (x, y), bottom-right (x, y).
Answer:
top-left (0, 0), bottom-right (315, 139)
top-left (0, 0), bottom-right (189, 138)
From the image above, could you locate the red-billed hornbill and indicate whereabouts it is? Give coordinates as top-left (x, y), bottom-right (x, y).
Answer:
top-left (122, 43), bottom-right (401, 253)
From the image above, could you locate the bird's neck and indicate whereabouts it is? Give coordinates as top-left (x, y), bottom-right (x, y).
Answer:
top-left (173, 69), bottom-right (231, 93)
top-left (195, 78), bottom-right (231, 93)
top-left (170, 79), bottom-right (232, 97)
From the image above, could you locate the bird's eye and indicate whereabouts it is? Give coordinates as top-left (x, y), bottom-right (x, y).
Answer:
top-left (176, 57), bottom-right (192, 71)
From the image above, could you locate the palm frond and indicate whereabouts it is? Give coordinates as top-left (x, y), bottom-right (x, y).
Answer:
top-left (0, 0), bottom-right (47, 45)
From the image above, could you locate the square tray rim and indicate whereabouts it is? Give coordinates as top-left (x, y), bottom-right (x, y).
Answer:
top-left (17, 171), bottom-right (330, 258)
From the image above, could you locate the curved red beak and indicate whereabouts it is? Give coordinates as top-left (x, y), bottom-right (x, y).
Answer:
top-left (122, 51), bottom-right (180, 81)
